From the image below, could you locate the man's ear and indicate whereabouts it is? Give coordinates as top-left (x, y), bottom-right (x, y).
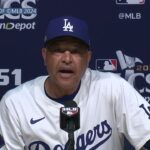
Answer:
top-left (41, 48), bottom-right (47, 66)
top-left (87, 50), bottom-right (92, 66)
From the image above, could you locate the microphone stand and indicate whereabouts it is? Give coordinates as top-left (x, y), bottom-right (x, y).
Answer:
top-left (60, 101), bottom-right (80, 150)
top-left (66, 120), bottom-right (75, 150)
top-left (67, 131), bottom-right (74, 150)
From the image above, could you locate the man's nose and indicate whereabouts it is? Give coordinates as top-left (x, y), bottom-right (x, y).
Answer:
top-left (61, 51), bottom-right (73, 64)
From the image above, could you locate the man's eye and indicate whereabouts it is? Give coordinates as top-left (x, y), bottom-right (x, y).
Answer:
top-left (48, 48), bottom-right (64, 53)
top-left (71, 48), bottom-right (87, 54)
top-left (54, 48), bottom-right (64, 52)
top-left (70, 48), bottom-right (79, 53)
top-left (48, 47), bottom-right (87, 54)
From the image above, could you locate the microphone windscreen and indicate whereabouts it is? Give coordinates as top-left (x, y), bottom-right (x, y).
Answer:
top-left (60, 100), bottom-right (80, 132)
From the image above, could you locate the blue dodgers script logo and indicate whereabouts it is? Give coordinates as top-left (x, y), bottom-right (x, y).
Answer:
top-left (28, 120), bottom-right (112, 150)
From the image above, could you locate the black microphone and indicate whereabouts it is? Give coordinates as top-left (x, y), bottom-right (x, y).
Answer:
top-left (60, 101), bottom-right (80, 132)
top-left (60, 101), bottom-right (80, 150)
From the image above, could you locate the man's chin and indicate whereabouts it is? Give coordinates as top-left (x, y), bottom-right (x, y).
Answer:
top-left (57, 80), bottom-right (79, 92)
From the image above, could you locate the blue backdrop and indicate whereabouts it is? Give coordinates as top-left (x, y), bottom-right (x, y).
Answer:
top-left (0, 0), bottom-right (150, 149)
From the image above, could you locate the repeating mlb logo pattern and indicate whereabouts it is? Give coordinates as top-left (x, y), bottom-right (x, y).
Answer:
top-left (116, 0), bottom-right (145, 4)
top-left (96, 59), bottom-right (117, 71)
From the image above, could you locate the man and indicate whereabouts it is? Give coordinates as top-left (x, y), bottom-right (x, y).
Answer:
top-left (0, 16), bottom-right (150, 150)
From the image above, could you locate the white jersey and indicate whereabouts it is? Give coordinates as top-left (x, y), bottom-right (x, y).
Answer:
top-left (0, 68), bottom-right (150, 150)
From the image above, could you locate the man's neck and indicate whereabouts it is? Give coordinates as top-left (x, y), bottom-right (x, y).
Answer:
top-left (44, 77), bottom-right (80, 99)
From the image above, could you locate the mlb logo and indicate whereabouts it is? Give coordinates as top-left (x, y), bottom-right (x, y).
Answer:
top-left (116, 0), bottom-right (145, 5)
top-left (96, 59), bottom-right (117, 71)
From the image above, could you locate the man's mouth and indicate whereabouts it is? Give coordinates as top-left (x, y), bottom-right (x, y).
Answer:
top-left (58, 69), bottom-right (74, 78)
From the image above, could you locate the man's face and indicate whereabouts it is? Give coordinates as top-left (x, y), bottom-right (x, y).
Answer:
top-left (42, 37), bottom-right (91, 92)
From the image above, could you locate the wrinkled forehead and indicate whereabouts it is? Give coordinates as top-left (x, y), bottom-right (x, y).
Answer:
top-left (44, 36), bottom-right (89, 49)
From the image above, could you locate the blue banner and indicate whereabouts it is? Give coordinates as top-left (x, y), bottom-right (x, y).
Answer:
top-left (0, 0), bottom-right (150, 149)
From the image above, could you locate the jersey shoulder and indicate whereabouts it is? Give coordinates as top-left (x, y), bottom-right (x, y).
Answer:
top-left (0, 76), bottom-right (47, 107)
top-left (86, 68), bottom-right (124, 83)
top-left (85, 68), bottom-right (134, 92)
